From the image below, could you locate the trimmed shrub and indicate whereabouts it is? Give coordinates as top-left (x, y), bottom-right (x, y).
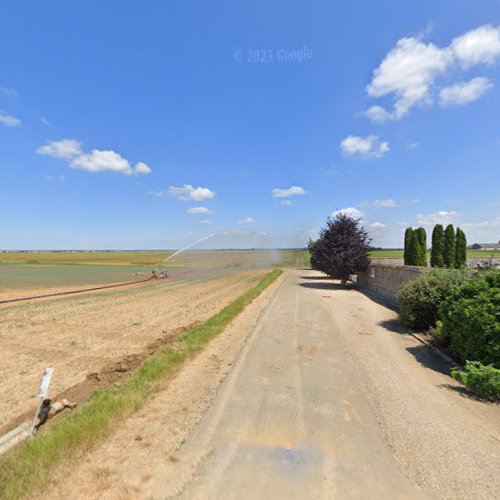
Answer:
top-left (440, 271), bottom-right (500, 367)
top-left (398, 269), bottom-right (471, 330)
top-left (452, 361), bottom-right (500, 400)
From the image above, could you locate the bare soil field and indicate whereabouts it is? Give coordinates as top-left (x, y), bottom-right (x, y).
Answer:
top-left (0, 266), bottom-right (270, 430)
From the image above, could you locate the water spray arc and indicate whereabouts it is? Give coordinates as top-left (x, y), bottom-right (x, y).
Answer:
top-left (160, 233), bottom-right (216, 264)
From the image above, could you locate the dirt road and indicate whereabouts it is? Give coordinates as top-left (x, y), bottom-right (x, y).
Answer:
top-left (46, 269), bottom-right (499, 499)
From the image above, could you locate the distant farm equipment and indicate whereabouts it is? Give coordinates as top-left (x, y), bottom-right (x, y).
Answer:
top-left (151, 268), bottom-right (169, 279)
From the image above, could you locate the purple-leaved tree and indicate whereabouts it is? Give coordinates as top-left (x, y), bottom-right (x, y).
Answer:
top-left (310, 213), bottom-right (371, 285)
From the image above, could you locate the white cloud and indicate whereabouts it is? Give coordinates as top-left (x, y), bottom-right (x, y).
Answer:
top-left (340, 135), bottom-right (389, 159)
top-left (439, 77), bottom-right (493, 106)
top-left (365, 24), bottom-right (500, 120)
top-left (415, 210), bottom-right (459, 225)
top-left (369, 222), bottom-right (387, 229)
top-left (37, 139), bottom-right (82, 159)
top-left (70, 150), bottom-right (150, 175)
top-left (366, 37), bottom-right (451, 120)
top-left (0, 110), bottom-right (21, 127)
top-left (168, 184), bottom-right (216, 202)
top-left (271, 186), bottom-right (306, 198)
top-left (330, 207), bottom-right (364, 218)
top-left (277, 200), bottom-right (292, 206)
top-left (365, 105), bottom-right (393, 123)
top-left (199, 220), bottom-right (213, 225)
top-left (461, 217), bottom-right (500, 243)
top-left (187, 206), bottom-right (213, 215)
top-left (238, 217), bottom-right (256, 224)
top-left (133, 161), bottom-right (152, 175)
top-left (37, 139), bottom-right (151, 176)
top-left (372, 199), bottom-right (397, 208)
top-left (451, 25), bottom-right (500, 67)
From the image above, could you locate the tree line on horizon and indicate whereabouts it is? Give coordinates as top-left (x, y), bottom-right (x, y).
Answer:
top-left (404, 224), bottom-right (467, 268)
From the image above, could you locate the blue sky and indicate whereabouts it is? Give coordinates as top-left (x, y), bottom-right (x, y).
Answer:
top-left (0, 1), bottom-right (499, 250)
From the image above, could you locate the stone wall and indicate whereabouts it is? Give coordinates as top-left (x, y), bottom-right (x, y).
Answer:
top-left (357, 263), bottom-right (429, 309)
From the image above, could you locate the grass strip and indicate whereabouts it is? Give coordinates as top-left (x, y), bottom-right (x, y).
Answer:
top-left (0, 269), bottom-right (283, 500)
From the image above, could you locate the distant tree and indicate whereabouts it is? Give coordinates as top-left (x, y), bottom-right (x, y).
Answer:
top-left (444, 224), bottom-right (456, 268)
top-left (310, 214), bottom-right (371, 285)
top-left (404, 227), bottom-right (414, 265)
top-left (430, 224), bottom-right (445, 268)
top-left (415, 227), bottom-right (427, 266)
top-left (455, 227), bottom-right (467, 268)
top-left (470, 243), bottom-right (481, 250)
top-left (307, 238), bottom-right (315, 254)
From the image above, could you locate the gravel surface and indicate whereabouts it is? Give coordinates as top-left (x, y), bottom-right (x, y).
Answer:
top-left (43, 269), bottom-right (499, 499)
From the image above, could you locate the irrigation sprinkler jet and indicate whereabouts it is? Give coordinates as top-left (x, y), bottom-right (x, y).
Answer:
top-left (151, 234), bottom-right (216, 278)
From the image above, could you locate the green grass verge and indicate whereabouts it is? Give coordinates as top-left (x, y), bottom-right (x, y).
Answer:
top-left (0, 269), bottom-right (283, 499)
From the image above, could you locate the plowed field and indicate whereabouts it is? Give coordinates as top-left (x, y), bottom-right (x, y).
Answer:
top-left (0, 267), bottom-right (269, 428)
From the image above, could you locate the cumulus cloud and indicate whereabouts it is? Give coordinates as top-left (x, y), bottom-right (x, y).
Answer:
top-left (277, 200), bottom-right (293, 206)
top-left (330, 207), bottom-right (364, 218)
top-left (451, 25), bottom-right (500, 67)
top-left (271, 186), bottom-right (306, 198)
top-left (439, 77), bottom-right (493, 106)
top-left (37, 139), bottom-right (82, 159)
top-left (365, 24), bottom-right (500, 120)
top-left (199, 220), bottom-right (213, 225)
top-left (340, 135), bottom-right (389, 159)
top-left (36, 139), bottom-right (151, 175)
top-left (369, 222), bottom-right (387, 229)
top-left (238, 217), bottom-right (256, 224)
top-left (168, 184), bottom-right (216, 202)
top-left (187, 206), bottom-right (213, 215)
top-left (70, 150), bottom-right (150, 175)
top-left (0, 110), bottom-right (21, 127)
top-left (415, 210), bottom-right (459, 225)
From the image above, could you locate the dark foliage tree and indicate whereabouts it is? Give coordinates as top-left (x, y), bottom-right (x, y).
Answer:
top-left (310, 214), bottom-right (371, 284)
top-left (415, 227), bottom-right (427, 266)
top-left (430, 224), bottom-right (445, 268)
top-left (455, 227), bottom-right (467, 268)
top-left (404, 227), bottom-right (414, 265)
top-left (444, 224), bottom-right (456, 268)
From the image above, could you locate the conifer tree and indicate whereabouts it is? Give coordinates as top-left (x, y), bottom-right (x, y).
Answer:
top-left (430, 224), bottom-right (445, 268)
top-left (455, 227), bottom-right (467, 268)
top-left (404, 227), bottom-right (414, 265)
top-left (444, 224), bottom-right (456, 268)
top-left (415, 227), bottom-right (427, 266)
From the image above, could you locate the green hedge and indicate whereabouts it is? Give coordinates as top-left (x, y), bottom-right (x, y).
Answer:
top-left (397, 269), bottom-right (471, 330)
top-left (440, 271), bottom-right (500, 367)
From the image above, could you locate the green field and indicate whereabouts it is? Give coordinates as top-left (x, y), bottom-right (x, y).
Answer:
top-left (0, 250), bottom-right (309, 292)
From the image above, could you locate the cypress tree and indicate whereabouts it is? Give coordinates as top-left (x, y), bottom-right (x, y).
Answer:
top-left (455, 227), bottom-right (467, 268)
top-left (408, 232), bottom-right (419, 265)
top-left (404, 227), bottom-right (414, 265)
top-left (444, 224), bottom-right (456, 268)
top-left (415, 227), bottom-right (427, 266)
top-left (430, 224), bottom-right (445, 268)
